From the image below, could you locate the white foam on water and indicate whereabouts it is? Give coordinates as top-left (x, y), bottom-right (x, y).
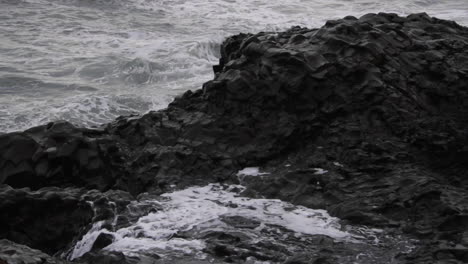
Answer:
top-left (2, 0), bottom-right (468, 132)
top-left (70, 183), bottom-right (376, 259)
top-left (313, 168), bottom-right (328, 175)
top-left (70, 220), bottom-right (107, 260)
top-left (106, 237), bottom-right (206, 258)
top-left (236, 167), bottom-right (270, 177)
top-left (245, 257), bottom-right (273, 264)
top-left (333, 162), bottom-right (344, 167)
top-left (159, 184), bottom-right (349, 238)
top-left (0, 92), bottom-right (172, 132)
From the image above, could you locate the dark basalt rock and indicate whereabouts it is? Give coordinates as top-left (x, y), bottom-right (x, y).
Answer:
top-left (1, 12), bottom-right (468, 263)
top-left (76, 251), bottom-right (129, 264)
top-left (0, 239), bottom-right (67, 264)
top-left (0, 239), bottom-right (150, 264)
top-left (0, 185), bottom-right (136, 257)
top-left (91, 233), bottom-right (114, 251)
top-left (0, 121), bottom-right (119, 191)
top-left (0, 186), bottom-right (94, 255)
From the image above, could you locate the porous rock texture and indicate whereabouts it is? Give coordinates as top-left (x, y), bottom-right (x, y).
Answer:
top-left (1, 12), bottom-right (468, 263)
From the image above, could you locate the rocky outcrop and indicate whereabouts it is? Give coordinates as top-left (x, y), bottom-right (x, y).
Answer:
top-left (0, 122), bottom-right (119, 191)
top-left (0, 239), bottom-right (130, 264)
top-left (0, 184), bottom-right (137, 256)
top-left (0, 186), bottom-right (94, 254)
top-left (1, 12), bottom-right (468, 263)
top-left (0, 239), bottom-right (67, 264)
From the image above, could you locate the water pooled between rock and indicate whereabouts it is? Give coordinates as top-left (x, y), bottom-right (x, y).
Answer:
top-left (68, 181), bottom-right (415, 263)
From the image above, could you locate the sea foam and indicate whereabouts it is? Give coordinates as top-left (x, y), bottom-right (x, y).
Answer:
top-left (70, 183), bottom-right (381, 260)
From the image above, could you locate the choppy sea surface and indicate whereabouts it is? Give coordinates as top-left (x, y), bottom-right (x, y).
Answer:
top-left (0, 0), bottom-right (468, 132)
top-left (0, 0), bottom-right (467, 132)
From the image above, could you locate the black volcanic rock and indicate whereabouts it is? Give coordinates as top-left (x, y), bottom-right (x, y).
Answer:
top-left (0, 185), bottom-right (136, 257)
top-left (0, 239), bottom-right (67, 264)
top-left (1, 12), bottom-right (468, 263)
top-left (0, 121), bottom-right (119, 191)
top-left (0, 186), bottom-right (94, 254)
top-left (91, 233), bottom-right (114, 251)
top-left (77, 251), bottom-right (129, 264)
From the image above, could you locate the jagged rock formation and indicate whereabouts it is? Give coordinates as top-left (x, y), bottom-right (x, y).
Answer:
top-left (0, 184), bottom-right (140, 255)
top-left (0, 239), bottom-right (67, 264)
top-left (1, 12), bottom-right (468, 263)
top-left (0, 186), bottom-right (93, 254)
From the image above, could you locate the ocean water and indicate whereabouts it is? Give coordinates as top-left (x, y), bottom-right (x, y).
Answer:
top-left (0, 0), bottom-right (467, 132)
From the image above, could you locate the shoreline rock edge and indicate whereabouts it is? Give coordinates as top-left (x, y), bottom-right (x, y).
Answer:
top-left (1, 12), bottom-right (468, 263)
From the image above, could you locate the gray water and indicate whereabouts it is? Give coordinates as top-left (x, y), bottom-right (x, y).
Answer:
top-left (1, 0), bottom-right (467, 132)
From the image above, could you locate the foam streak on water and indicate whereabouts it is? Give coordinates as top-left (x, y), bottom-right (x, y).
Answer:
top-left (69, 183), bottom-right (381, 260)
top-left (1, 0), bottom-right (468, 132)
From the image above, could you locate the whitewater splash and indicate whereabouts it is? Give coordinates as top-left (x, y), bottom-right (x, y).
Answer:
top-left (68, 181), bottom-right (412, 262)
top-left (1, 0), bottom-right (468, 132)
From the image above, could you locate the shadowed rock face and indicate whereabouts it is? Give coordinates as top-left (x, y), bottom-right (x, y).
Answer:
top-left (0, 239), bottom-right (67, 264)
top-left (1, 12), bottom-right (468, 263)
top-left (0, 185), bottom-right (136, 256)
top-left (0, 186), bottom-right (93, 255)
top-left (0, 122), bottom-right (118, 191)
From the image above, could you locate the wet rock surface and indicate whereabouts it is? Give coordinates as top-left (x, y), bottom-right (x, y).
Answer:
top-left (0, 185), bottom-right (136, 256)
top-left (1, 12), bottom-right (468, 263)
top-left (0, 239), bottom-right (67, 264)
top-left (0, 185), bottom-right (94, 255)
